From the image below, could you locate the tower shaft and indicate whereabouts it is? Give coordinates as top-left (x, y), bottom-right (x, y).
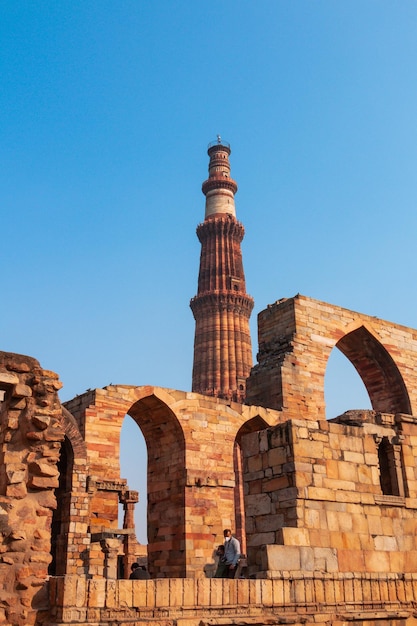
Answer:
top-left (190, 140), bottom-right (254, 402)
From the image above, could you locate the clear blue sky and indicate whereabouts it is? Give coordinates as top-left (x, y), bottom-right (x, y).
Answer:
top-left (2, 2), bottom-right (417, 542)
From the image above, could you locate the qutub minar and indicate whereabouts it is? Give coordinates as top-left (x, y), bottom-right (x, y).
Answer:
top-left (2, 140), bottom-right (417, 626)
top-left (190, 137), bottom-right (254, 402)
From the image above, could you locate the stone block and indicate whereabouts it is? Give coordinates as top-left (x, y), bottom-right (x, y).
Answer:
top-left (117, 580), bottom-right (132, 608)
top-left (343, 451), bottom-right (365, 464)
top-left (255, 513), bottom-right (284, 533)
top-left (0, 372), bottom-right (19, 385)
top-left (247, 531), bottom-right (276, 546)
top-left (247, 454), bottom-right (263, 473)
top-left (155, 579), bottom-right (170, 607)
top-left (338, 549), bottom-right (365, 572)
top-left (307, 486), bottom-right (335, 501)
top-left (12, 384), bottom-right (32, 398)
top-left (374, 535), bottom-right (398, 551)
top-left (279, 526), bottom-right (310, 546)
top-left (245, 493), bottom-right (271, 516)
top-left (261, 545), bottom-right (301, 572)
top-left (299, 547), bottom-right (315, 571)
top-left (313, 547), bottom-right (338, 572)
top-left (209, 578), bottom-right (223, 606)
top-left (268, 447), bottom-right (287, 467)
top-left (364, 550), bottom-right (390, 572)
top-left (105, 580), bottom-right (116, 608)
top-left (295, 439), bottom-right (324, 459)
top-left (88, 579), bottom-right (106, 608)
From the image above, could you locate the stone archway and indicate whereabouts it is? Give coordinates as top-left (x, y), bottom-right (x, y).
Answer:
top-left (247, 294), bottom-right (415, 419)
top-left (235, 415), bottom-right (270, 555)
top-left (128, 394), bottom-right (186, 577)
top-left (336, 325), bottom-right (411, 414)
top-left (54, 407), bottom-right (89, 575)
top-left (64, 386), bottom-right (282, 579)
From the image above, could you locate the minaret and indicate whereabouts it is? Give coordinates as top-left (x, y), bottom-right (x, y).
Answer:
top-left (190, 137), bottom-right (254, 403)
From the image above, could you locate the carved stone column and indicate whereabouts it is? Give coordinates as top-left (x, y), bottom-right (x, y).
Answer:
top-left (100, 537), bottom-right (121, 579)
top-left (120, 489), bottom-right (139, 578)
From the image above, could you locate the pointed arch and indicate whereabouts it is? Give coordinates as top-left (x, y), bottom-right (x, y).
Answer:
top-left (336, 325), bottom-right (411, 414)
top-left (325, 346), bottom-right (372, 418)
top-left (234, 415), bottom-right (270, 555)
top-left (49, 407), bottom-right (88, 575)
top-left (127, 393), bottom-right (186, 578)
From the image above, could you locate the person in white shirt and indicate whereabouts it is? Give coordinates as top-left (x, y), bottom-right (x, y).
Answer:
top-left (222, 528), bottom-right (241, 578)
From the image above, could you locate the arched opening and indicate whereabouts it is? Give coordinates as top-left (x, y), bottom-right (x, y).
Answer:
top-left (378, 437), bottom-right (399, 496)
top-left (325, 348), bottom-right (372, 418)
top-left (325, 325), bottom-right (411, 418)
top-left (235, 415), bottom-right (270, 555)
top-left (336, 325), bottom-right (411, 414)
top-left (49, 436), bottom-right (73, 575)
top-left (127, 394), bottom-right (186, 578)
top-left (119, 415), bottom-right (147, 544)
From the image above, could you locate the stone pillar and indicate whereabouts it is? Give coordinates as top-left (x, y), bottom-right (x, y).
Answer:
top-left (393, 442), bottom-right (406, 497)
top-left (121, 489), bottom-right (139, 578)
top-left (100, 537), bottom-right (121, 580)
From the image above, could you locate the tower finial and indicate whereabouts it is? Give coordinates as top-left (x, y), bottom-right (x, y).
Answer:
top-left (217, 134), bottom-right (221, 144)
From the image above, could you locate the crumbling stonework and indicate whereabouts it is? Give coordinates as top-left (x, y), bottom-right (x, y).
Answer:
top-left (0, 352), bottom-right (63, 626)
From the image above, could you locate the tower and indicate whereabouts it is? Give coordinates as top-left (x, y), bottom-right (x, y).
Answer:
top-left (190, 138), bottom-right (254, 402)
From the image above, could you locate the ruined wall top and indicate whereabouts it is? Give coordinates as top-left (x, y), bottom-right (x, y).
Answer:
top-left (246, 294), bottom-right (417, 419)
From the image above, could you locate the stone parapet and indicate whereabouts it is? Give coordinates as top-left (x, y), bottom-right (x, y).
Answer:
top-left (45, 573), bottom-right (417, 626)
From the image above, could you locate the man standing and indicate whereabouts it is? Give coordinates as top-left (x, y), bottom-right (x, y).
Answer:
top-left (222, 529), bottom-right (241, 578)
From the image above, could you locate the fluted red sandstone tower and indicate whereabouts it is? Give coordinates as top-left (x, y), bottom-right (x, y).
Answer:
top-left (190, 138), bottom-right (254, 402)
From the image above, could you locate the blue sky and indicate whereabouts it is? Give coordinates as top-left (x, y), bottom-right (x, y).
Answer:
top-left (2, 2), bottom-right (417, 542)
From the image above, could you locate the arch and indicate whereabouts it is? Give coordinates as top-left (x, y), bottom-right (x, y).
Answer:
top-left (336, 325), bottom-right (411, 414)
top-left (378, 437), bottom-right (399, 496)
top-left (127, 393), bottom-right (186, 578)
top-left (377, 435), bottom-right (407, 498)
top-left (325, 347), bottom-right (372, 418)
top-left (50, 407), bottom-right (88, 575)
top-left (234, 415), bottom-right (270, 555)
top-left (119, 415), bottom-right (147, 544)
top-left (61, 406), bottom-right (87, 459)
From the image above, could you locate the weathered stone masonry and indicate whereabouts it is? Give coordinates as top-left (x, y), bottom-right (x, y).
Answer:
top-left (0, 352), bottom-right (63, 626)
top-left (4, 295), bottom-right (417, 624)
top-left (247, 294), bottom-right (417, 418)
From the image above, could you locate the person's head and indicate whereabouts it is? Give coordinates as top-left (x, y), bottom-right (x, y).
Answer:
top-left (131, 562), bottom-right (139, 571)
top-left (223, 529), bottom-right (232, 540)
top-left (217, 544), bottom-right (225, 554)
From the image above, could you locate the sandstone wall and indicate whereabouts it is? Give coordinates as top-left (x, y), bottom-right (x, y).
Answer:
top-left (243, 414), bottom-right (417, 577)
top-left (247, 294), bottom-right (417, 419)
top-left (64, 386), bottom-right (281, 579)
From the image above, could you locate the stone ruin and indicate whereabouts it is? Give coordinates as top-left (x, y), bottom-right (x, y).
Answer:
top-left (2, 294), bottom-right (417, 625)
